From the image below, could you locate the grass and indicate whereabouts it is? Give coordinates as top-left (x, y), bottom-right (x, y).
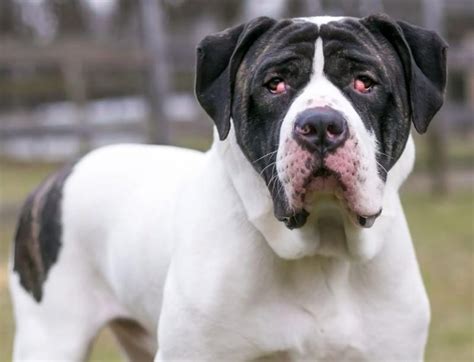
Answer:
top-left (0, 158), bottom-right (61, 206)
top-left (402, 190), bottom-right (473, 361)
top-left (0, 154), bottom-right (473, 361)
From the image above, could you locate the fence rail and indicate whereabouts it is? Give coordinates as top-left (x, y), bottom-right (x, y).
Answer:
top-left (0, 120), bottom-right (211, 138)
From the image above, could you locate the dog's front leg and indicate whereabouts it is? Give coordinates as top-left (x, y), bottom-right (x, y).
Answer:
top-left (155, 280), bottom-right (234, 361)
top-left (155, 264), bottom-right (269, 361)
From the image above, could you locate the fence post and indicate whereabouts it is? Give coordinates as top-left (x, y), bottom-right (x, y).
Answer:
top-left (62, 58), bottom-right (89, 155)
top-left (139, 0), bottom-right (170, 145)
top-left (303, 0), bottom-right (322, 14)
top-left (422, 0), bottom-right (449, 194)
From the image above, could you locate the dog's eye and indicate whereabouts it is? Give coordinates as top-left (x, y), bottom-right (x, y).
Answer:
top-left (266, 77), bottom-right (286, 94)
top-left (354, 76), bottom-right (375, 93)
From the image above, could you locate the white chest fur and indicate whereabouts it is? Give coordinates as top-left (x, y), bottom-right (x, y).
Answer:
top-left (156, 138), bottom-right (429, 361)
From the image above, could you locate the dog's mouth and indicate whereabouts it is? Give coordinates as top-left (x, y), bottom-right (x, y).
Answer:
top-left (273, 134), bottom-right (384, 230)
top-left (274, 162), bottom-right (382, 230)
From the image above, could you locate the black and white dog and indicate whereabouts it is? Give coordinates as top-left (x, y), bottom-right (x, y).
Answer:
top-left (10, 14), bottom-right (447, 361)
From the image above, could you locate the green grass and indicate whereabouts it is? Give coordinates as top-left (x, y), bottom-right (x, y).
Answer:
top-left (402, 190), bottom-right (474, 361)
top-left (0, 157), bottom-right (472, 361)
top-left (0, 158), bottom-right (60, 206)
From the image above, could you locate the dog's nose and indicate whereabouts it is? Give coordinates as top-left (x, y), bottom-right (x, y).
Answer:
top-left (293, 107), bottom-right (349, 154)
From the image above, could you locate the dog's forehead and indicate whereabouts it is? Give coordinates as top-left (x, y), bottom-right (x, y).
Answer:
top-left (258, 16), bottom-right (371, 61)
top-left (246, 17), bottom-right (370, 67)
top-left (292, 16), bottom-right (378, 51)
top-left (295, 16), bottom-right (348, 26)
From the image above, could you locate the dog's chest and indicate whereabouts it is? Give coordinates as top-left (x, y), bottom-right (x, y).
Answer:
top-left (281, 299), bottom-right (368, 360)
top-left (259, 274), bottom-right (370, 360)
top-left (220, 258), bottom-right (375, 360)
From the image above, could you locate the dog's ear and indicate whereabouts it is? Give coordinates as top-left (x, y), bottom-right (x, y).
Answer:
top-left (195, 17), bottom-right (276, 140)
top-left (362, 14), bottom-right (448, 134)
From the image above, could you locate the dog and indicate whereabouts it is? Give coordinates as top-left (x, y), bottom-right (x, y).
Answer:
top-left (9, 14), bottom-right (447, 361)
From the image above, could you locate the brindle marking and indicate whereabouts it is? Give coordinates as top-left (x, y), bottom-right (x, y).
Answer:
top-left (13, 164), bottom-right (74, 302)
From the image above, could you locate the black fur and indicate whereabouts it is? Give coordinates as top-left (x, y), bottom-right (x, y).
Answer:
top-left (233, 20), bottom-right (319, 227)
top-left (13, 164), bottom-right (73, 302)
top-left (320, 15), bottom-right (447, 176)
top-left (195, 16), bottom-right (277, 141)
top-left (196, 18), bottom-right (319, 228)
top-left (365, 15), bottom-right (448, 134)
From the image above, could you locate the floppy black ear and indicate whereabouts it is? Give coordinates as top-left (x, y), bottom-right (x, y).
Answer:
top-left (195, 17), bottom-right (276, 140)
top-left (362, 14), bottom-right (448, 134)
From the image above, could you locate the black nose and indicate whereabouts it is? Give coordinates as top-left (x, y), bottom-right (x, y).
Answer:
top-left (293, 107), bottom-right (349, 154)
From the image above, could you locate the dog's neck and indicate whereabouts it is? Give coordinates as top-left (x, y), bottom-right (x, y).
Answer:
top-left (213, 127), bottom-right (273, 221)
top-left (211, 125), bottom-right (415, 262)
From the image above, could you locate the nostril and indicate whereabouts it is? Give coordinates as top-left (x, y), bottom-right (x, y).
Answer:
top-left (295, 123), bottom-right (315, 136)
top-left (326, 123), bottom-right (344, 137)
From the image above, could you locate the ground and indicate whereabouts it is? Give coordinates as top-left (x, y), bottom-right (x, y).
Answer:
top-left (0, 141), bottom-right (472, 361)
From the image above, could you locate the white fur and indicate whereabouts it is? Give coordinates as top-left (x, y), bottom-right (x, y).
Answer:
top-left (10, 136), bottom-right (428, 361)
top-left (296, 16), bottom-right (346, 26)
top-left (10, 16), bottom-right (429, 362)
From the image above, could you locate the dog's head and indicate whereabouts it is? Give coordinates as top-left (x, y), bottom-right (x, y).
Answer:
top-left (196, 15), bottom-right (447, 232)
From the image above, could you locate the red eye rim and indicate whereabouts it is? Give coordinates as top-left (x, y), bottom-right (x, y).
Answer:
top-left (266, 77), bottom-right (286, 94)
top-left (354, 76), bottom-right (375, 93)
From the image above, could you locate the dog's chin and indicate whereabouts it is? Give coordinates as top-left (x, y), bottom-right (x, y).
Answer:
top-left (274, 170), bottom-right (382, 230)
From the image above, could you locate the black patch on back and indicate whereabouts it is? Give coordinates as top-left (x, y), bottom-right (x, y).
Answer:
top-left (13, 164), bottom-right (74, 302)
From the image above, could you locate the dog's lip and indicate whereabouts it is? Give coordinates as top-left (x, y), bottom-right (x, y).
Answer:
top-left (356, 209), bottom-right (382, 228)
top-left (298, 166), bottom-right (383, 229)
top-left (311, 166), bottom-right (333, 178)
top-left (277, 161), bottom-right (383, 230)
top-left (277, 209), bottom-right (309, 229)
top-left (279, 208), bottom-right (382, 230)
top-left (272, 193), bottom-right (309, 229)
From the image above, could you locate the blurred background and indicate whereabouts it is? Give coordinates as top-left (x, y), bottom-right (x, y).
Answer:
top-left (0, 0), bottom-right (472, 360)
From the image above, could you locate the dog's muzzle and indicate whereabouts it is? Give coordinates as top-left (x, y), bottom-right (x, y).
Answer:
top-left (276, 106), bottom-right (383, 230)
